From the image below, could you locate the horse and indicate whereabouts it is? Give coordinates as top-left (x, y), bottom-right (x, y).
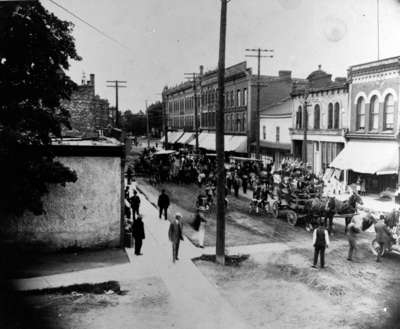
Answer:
top-left (325, 192), bottom-right (363, 233)
top-left (305, 193), bottom-right (363, 234)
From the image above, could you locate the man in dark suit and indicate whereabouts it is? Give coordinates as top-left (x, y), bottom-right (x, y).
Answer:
top-left (312, 219), bottom-right (330, 268)
top-left (375, 216), bottom-right (395, 262)
top-left (132, 215), bottom-right (145, 255)
top-left (168, 213), bottom-right (184, 263)
top-left (129, 190), bottom-right (141, 220)
top-left (158, 189), bottom-right (170, 220)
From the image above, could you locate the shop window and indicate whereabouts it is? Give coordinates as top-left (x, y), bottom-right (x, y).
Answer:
top-left (314, 104), bottom-right (320, 129)
top-left (369, 95), bottom-right (379, 130)
top-left (356, 97), bottom-right (365, 130)
top-left (334, 102), bottom-right (340, 129)
top-left (383, 94), bottom-right (394, 130)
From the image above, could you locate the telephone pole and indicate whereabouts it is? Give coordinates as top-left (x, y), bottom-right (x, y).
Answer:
top-left (184, 72), bottom-right (200, 154)
top-left (245, 48), bottom-right (273, 159)
top-left (106, 80), bottom-right (127, 128)
top-left (302, 89), bottom-right (311, 165)
top-left (145, 100), bottom-right (150, 148)
top-left (215, 0), bottom-right (228, 266)
top-left (161, 90), bottom-right (168, 148)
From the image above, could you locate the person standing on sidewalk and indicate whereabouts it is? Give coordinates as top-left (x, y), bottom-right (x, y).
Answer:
top-left (347, 217), bottom-right (361, 261)
top-left (192, 209), bottom-right (207, 248)
top-left (132, 215), bottom-right (145, 255)
top-left (168, 213), bottom-right (184, 262)
top-left (129, 190), bottom-right (141, 220)
top-left (312, 219), bottom-right (330, 269)
top-left (158, 189), bottom-right (170, 220)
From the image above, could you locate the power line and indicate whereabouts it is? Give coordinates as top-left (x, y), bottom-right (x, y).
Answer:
top-left (46, 0), bottom-right (132, 52)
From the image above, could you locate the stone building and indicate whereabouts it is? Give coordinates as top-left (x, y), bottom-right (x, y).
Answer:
top-left (330, 56), bottom-right (400, 192)
top-left (290, 66), bottom-right (349, 175)
top-left (0, 138), bottom-right (125, 250)
top-left (163, 61), bottom-right (303, 153)
top-left (62, 74), bottom-right (112, 136)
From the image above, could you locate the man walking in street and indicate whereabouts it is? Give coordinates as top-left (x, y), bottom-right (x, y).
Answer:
top-left (347, 217), bottom-right (361, 261)
top-left (312, 219), bottom-right (330, 269)
top-left (129, 190), bottom-right (141, 220)
top-left (132, 215), bottom-right (145, 255)
top-left (374, 215), bottom-right (395, 262)
top-left (158, 189), bottom-right (170, 220)
top-left (168, 213), bottom-right (184, 263)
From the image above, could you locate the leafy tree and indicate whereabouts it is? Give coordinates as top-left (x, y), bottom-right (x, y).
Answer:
top-left (0, 2), bottom-right (80, 216)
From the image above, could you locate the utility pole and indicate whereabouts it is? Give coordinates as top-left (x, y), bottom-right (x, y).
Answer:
top-left (184, 72), bottom-right (200, 154)
top-left (215, 0), bottom-right (228, 266)
top-left (245, 48), bottom-right (273, 159)
top-left (106, 80), bottom-right (127, 128)
top-left (302, 90), bottom-right (310, 166)
top-left (161, 90), bottom-right (168, 148)
top-left (145, 100), bottom-right (150, 148)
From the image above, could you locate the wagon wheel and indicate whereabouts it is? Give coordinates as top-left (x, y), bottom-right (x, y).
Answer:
top-left (371, 239), bottom-right (386, 256)
top-left (272, 201), bottom-right (279, 218)
top-left (286, 211), bottom-right (298, 226)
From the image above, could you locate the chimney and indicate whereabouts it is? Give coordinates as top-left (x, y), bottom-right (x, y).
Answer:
top-left (199, 65), bottom-right (204, 76)
top-left (81, 72), bottom-right (86, 85)
top-left (278, 70), bottom-right (292, 79)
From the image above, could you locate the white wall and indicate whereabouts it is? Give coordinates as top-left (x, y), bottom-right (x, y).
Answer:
top-left (260, 115), bottom-right (292, 144)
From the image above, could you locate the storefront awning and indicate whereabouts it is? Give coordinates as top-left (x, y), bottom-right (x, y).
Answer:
top-left (160, 131), bottom-right (184, 144)
top-left (329, 141), bottom-right (399, 175)
top-left (176, 132), bottom-right (194, 144)
top-left (226, 135), bottom-right (247, 153)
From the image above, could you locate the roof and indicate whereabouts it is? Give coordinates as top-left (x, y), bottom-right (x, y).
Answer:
top-left (51, 137), bottom-right (122, 147)
top-left (260, 97), bottom-right (292, 116)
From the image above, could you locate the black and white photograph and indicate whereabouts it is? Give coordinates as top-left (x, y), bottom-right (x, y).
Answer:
top-left (1, 0), bottom-right (400, 328)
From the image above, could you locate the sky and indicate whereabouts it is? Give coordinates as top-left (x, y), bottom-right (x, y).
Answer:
top-left (42, 0), bottom-right (400, 113)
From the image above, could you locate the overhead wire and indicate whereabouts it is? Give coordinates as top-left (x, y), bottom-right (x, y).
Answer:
top-left (45, 0), bottom-right (132, 52)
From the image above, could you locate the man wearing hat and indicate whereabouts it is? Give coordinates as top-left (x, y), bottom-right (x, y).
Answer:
top-left (168, 213), bottom-right (184, 263)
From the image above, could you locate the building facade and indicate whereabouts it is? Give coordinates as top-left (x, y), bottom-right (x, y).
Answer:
top-left (330, 56), bottom-right (400, 192)
top-left (290, 67), bottom-right (349, 175)
top-left (259, 98), bottom-right (292, 164)
top-left (62, 74), bottom-right (112, 136)
top-left (163, 62), bottom-right (303, 153)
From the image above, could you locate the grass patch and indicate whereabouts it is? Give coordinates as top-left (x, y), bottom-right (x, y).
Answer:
top-left (193, 254), bottom-right (250, 266)
top-left (21, 281), bottom-right (126, 296)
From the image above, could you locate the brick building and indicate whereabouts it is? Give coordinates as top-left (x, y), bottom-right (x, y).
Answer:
top-left (62, 74), bottom-right (112, 136)
top-left (330, 56), bottom-right (400, 192)
top-left (163, 61), bottom-right (303, 153)
top-left (290, 66), bottom-right (349, 175)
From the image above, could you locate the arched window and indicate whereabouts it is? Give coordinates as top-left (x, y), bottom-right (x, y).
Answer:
top-left (314, 104), bottom-right (320, 129)
top-left (369, 95), bottom-right (379, 130)
top-left (296, 106), bottom-right (302, 129)
top-left (327, 103), bottom-right (333, 129)
top-left (383, 94), bottom-right (394, 130)
top-left (334, 102), bottom-right (340, 129)
top-left (356, 97), bottom-right (365, 130)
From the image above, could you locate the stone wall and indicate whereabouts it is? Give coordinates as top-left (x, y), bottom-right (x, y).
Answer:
top-left (0, 156), bottom-right (122, 251)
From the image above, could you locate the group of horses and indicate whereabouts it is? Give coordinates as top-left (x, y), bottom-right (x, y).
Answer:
top-left (250, 183), bottom-right (365, 234)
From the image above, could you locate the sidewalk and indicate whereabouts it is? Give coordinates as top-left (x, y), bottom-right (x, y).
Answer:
top-left (13, 182), bottom-right (251, 329)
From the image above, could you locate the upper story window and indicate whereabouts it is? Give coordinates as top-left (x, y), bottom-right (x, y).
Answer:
top-left (296, 106), bottom-right (302, 129)
top-left (230, 91), bottom-right (234, 107)
top-left (383, 94), bottom-right (394, 131)
top-left (262, 126), bottom-right (266, 140)
top-left (237, 90), bottom-right (241, 107)
top-left (243, 88), bottom-right (248, 106)
top-left (313, 104), bottom-right (320, 129)
top-left (356, 96), bottom-right (365, 130)
top-left (327, 103), bottom-right (333, 129)
top-left (334, 103), bottom-right (340, 129)
top-left (276, 126), bottom-right (280, 143)
top-left (242, 113), bottom-right (246, 131)
top-left (369, 95), bottom-right (379, 131)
